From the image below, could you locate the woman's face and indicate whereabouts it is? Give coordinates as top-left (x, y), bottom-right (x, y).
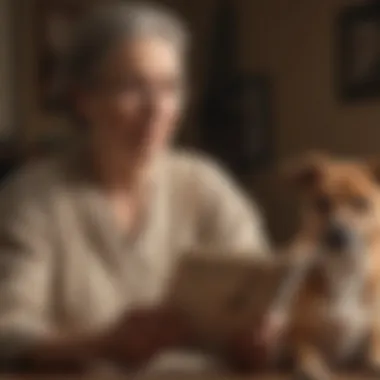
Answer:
top-left (78, 36), bottom-right (185, 161)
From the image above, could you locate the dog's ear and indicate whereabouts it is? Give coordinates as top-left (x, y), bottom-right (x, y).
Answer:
top-left (281, 152), bottom-right (329, 190)
top-left (365, 156), bottom-right (380, 183)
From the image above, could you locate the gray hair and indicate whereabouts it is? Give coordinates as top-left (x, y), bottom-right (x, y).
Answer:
top-left (55, 1), bottom-right (189, 116)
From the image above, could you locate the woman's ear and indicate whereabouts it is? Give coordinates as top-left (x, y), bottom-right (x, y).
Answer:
top-left (280, 151), bottom-right (329, 190)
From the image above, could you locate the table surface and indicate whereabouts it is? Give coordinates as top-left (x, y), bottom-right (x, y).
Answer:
top-left (1, 374), bottom-right (378, 380)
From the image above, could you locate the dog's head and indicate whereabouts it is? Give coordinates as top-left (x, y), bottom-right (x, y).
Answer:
top-left (285, 152), bottom-right (380, 256)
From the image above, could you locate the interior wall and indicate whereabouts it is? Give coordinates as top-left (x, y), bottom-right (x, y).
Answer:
top-left (17, 0), bottom-right (216, 146)
top-left (174, 0), bottom-right (380, 244)
top-left (237, 0), bottom-right (380, 243)
top-left (18, 0), bottom-right (380, 244)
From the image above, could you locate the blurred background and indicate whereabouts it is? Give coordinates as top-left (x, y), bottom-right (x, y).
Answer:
top-left (1, 0), bottom-right (380, 245)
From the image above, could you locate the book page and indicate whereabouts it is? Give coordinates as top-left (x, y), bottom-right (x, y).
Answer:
top-left (166, 253), bottom-right (295, 346)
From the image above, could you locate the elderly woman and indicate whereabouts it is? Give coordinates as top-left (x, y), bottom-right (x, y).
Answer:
top-left (0, 2), bottom-right (275, 373)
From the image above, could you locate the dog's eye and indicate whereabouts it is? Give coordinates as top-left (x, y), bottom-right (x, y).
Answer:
top-left (350, 196), bottom-right (369, 212)
top-left (314, 195), bottom-right (332, 214)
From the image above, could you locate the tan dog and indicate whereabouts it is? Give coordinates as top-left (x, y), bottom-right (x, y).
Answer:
top-left (272, 153), bottom-right (380, 380)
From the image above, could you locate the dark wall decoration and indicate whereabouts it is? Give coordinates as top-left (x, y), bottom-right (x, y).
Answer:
top-left (337, 2), bottom-right (380, 100)
top-left (202, 74), bottom-right (272, 177)
top-left (35, 0), bottom-right (88, 111)
top-left (200, 0), bottom-right (272, 179)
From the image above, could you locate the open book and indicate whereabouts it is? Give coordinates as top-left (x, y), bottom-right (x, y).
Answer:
top-left (166, 252), bottom-right (300, 347)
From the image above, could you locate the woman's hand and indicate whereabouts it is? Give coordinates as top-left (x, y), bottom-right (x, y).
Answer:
top-left (225, 312), bottom-right (287, 373)
top-left (11, 307), bottom-right (189, 374)
top-left (103, 307), bottom-right (191, 368)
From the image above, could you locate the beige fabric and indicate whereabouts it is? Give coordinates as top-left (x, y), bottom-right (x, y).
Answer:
top-left (0, 149), bottom-right (269, 354)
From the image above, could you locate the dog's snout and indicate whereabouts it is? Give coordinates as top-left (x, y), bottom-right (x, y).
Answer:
top-left (323, 224), bottom-right (351, 251)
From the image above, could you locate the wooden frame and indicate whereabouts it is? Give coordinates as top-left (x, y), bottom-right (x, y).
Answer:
top-left (0, 0), bottom-right (19, 141)
top-left (202, 74), bottom-right (273, 177)
top-left (34, 0), bottom-right (89, 111)
top-left (336, 3), bottom-right (380, 101)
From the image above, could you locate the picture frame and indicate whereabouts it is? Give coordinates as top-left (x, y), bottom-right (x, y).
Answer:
top-left (202, 74), bottom-right (273, 177)
top-left (34, 0), bottom-right (89, 111)
top-left (336, 3), bottom-right (380, 100)
top-left (0, 0), bottom-right (18, 141)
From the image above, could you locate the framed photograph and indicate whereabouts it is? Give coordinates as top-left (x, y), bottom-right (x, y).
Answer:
top-left (34, 0), bottom-right (89, 111)
top-left (337, 3), bottom-right (380, 100)
top-left (0, 0), bottom-right (18, 140)
top-left (202, 74), bottom-right (273, 177)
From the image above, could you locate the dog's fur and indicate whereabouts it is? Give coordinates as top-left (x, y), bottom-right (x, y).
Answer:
top-left (275, 153), bottom-right (380, 379)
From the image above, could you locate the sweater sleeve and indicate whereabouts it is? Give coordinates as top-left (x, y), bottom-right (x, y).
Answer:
top-left (191, 155), bottom-right (271, 257)
top-left (0, 166), bottom-right (54, 366)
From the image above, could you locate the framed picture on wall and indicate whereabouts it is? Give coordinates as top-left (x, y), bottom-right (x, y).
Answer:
top-left (202, 74), bottom-right (273, 178)
top-left (34, 0), bottom-right (90, 111)
top-left (337, 3), bottom-right (380, 100)
top-left (0, 0), bottom-right (18, 140)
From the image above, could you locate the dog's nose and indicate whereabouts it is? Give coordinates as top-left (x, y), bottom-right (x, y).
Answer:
top-left (323, 224), bottom-right (351, 251)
